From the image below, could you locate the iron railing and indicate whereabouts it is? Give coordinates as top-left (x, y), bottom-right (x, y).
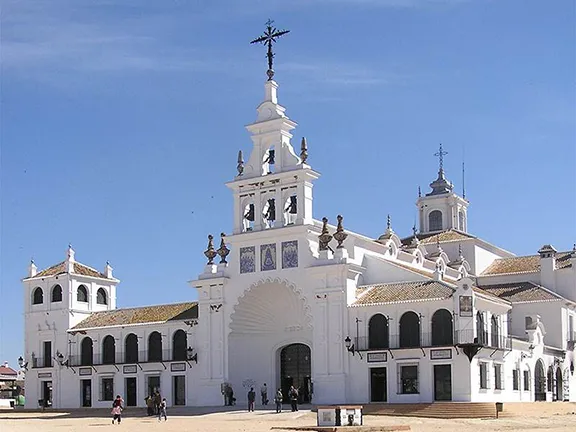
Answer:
top-left (31, 357), bottom-right (52, 369)
top-left (67, 349), bottom-right (190, 367)
top-left (353, 329), bottom-right (511, 352)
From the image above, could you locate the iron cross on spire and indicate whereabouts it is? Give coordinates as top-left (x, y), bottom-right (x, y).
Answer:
top-left (434, 143), bottom-right (448, 172)
top-left (250, 19), bottom-right (290, 81)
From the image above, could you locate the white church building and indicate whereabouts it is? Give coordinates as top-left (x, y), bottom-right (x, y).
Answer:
top-left (21, 40), bottom-right (576, 410)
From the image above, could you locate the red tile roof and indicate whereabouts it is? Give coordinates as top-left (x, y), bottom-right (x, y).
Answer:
top-left (481, 252), bottom-right (573, 276)
top-left (0, 365), bottom-right (17, 376)
top-left (25, 261), bottom-right (111, 280)
top-left (71, 302), bottom-right (198, 330)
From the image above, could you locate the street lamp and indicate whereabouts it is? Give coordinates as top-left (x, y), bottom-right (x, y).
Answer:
top-left (18, 356), bottom-right (24, 368)
top-left (344, 336), bottom-right (362, 359)
top-left (187, 347), bottom-right (198, 364)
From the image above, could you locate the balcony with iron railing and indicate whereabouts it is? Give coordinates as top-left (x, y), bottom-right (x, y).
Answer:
top-left (353, 329), bottom-right (511, 352)
top-left (64, 349), bottom-right (192, 367)
top-left (31, 357), bottom-right (53, 369)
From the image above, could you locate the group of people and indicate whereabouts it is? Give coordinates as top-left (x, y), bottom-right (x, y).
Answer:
top-left (145, 391), bottom-right (167, 421)
top-left (246, 384), bottom-right (300, 413)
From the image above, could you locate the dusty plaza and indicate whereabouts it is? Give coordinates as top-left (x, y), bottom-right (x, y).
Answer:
top-left (2, 403), bottom-right (576, 432)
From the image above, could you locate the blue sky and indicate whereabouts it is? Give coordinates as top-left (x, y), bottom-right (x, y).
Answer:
top-left (1, 0), bottom-right (574, 368)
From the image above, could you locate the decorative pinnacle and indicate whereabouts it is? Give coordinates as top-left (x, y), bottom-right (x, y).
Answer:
top-left (204, 234), bottom-right (217, 265)
top-left (434, 143), bottom-right (448, 173)
top-left (318, 217), bottom-right (333, 252)
top-left (250, 19), bottom-right (290, 81)
top-left (333, 215), bottom-right (348, 249)
top-left (418, 186), bottom-right (421, 198)
top-left (386, 214), bottom-right (392, 231)
top-left (300, 137), bottom-right (308, 164)
top-left (237, 150), bottom-right (244, 176)
top-left (217, 232), bottom-right (230, 264)
top-left (412, 224), bottom-right (417, 237)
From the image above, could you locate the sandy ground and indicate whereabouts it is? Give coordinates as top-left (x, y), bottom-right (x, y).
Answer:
top-left (1, 403), bottom-right (576, 432)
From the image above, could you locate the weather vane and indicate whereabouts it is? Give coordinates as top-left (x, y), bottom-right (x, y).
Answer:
top-left (250, 19), bottom-right (290, 81)
top-left (434, 143), bottom-right (448, 172)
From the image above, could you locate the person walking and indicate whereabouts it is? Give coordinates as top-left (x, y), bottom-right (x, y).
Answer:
top-left (158, 398), bottom-right (167, 421)
top-left (289, 386), bottom-right (299, 412)
top-left (274, 388), bottom-right (283, 413)
top-left (111, 395), bottom-right (124, 424)
top-left (260, 383), bottom-right (268, 406)
top-left (247, 387), bottom-right (256, 412)
top-left (153, 391), bottom-right (161, 415)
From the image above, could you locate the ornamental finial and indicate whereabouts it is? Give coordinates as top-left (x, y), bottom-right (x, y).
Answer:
top-left (300, 137), bottom-right (308, 164)
top-left (250, 19), bottom-right (290, 81)
top-left (434, 143), bottom-right (448, 173)
top-left (217, 233), bottom-right (230, 264)
top-left (237, 150), bottom-right (244, 176)
top-left (386, 214), bottom-right (392, 231)
top-left (318, 217), bottom-right (333, 252)
top-left (204, 234), bottom-right (217, 265)
top-left (333, 215), bottom-right (348, 249)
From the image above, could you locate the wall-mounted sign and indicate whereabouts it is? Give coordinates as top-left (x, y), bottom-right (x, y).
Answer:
top-left (459, 295), bottom-right (473, 317)
top-left (79, 367), bottom-right (92, 376)
top-left (38, 372), bottom-right (52, 378)
top-left (367, 351), bottom-right (387, 363)
top-left (123, 365), bottom-right (137, 374)
top-left (171, 363), bottom-right (186, 372)
top-left (430, 349), bottom-right (452, 360)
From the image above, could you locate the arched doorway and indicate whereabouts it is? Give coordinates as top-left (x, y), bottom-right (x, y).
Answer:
top-left (555, 368), bottom-right (563, 401)
top-left (534, 359), bottom-right (546, 401)
top-left (280, 343), bottom-right (311, 404)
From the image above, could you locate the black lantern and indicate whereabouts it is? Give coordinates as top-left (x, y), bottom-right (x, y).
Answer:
top-left (17, 356), bottom-right (24, 368)
top-left (187, 347), bottom-right (198, 364)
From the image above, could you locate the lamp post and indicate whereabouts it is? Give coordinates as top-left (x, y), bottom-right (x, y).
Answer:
top-left (187, 347), bottom-right (198, 364)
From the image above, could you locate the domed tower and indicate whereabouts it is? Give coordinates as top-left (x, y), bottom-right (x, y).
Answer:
top-left (417, 144), bottom-right (469, 234)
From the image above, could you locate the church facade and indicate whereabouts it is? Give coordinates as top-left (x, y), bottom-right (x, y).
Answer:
top-left (21, 56), bottom-right (576, 410)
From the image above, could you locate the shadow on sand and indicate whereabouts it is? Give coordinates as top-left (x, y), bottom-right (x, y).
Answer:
top-left (0, 404), bottom-right (314, 421)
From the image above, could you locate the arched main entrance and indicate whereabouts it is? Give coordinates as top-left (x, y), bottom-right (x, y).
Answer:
top-left (280, 343), bottom-right (311, 404)
top-left (534, 359), bottom-right (546, 401)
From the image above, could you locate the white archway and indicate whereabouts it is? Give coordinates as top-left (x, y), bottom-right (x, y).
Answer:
top-left (228, 278), bottom-right (313, 406)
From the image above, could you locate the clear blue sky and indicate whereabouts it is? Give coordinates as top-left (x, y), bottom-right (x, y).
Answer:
top-left (1, 0), bottom-right (575, 368)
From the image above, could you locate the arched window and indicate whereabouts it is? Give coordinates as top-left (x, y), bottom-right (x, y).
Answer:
top-left (125, 333), bottom-right (138, 363)
top-left (172, 330), bottom-right (187, 361)
top-left (555, 368), bottom-right (563, 401)
top-left (262, 145), bottom-right (275, 175)
top-left (368, 314), bottom-right (389, 349)
top-left (81, 337), bottom-right (93, 366)
top-left (77, 285), bottom-right (88, 303)
top-left (431, 309), bottom-right (453, 346)
top-left (476, 312), bottom-right (486, 345)
top-left (32, 287), bottom-right (44, 305)
top-left (148, 331), bottom-right (162, 362)
top-left (429, 210), bottom-right (443, 232)
top-left (96, 288), bottom-right (107, 305)
top-left (491, 315), bottom-right (500, 348)
top-left (102, 335), bottom-right (115, 364)
top-left (399, 311), bottom-right (420, 348)
top-left (458, 210), bottom-right (465, 231)
top-left (243, 202), bottom-right (255, 232)
top-left (51, 284), bottom-right (62, 302)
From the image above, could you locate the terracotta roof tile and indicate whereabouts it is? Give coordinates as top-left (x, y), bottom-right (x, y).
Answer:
top-left (71, 302), bottom-right (198, 330)
top-left (476, 282), bottom-right (562, 303)
top-left (400, 229), bottom-right (475, 246)
top-left (353, 280), bottom-right (455, 306)
top-left (29, 261), bottom-right (110, 279)
top-left (0, 365), bottom-right (17, 376)
top-left (481, 252), bottom-right (573, 276)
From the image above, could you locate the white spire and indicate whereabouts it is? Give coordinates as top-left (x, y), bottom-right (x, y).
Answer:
top-left (28, 259), bottom-right (37, 277)
top-left (66, 244), bottom-right (75, 273)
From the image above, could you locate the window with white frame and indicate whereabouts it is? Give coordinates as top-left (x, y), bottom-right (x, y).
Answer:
top-left (100, 377), bottom-right (114, 401)
top-left (479, 362), bottom-right (489, 389)
top-left (512, 368), bottom-right (520, 390)
top-left (523, 370), bottom-right (530, 391)
top-left (494, 363), bottom-right (504, 390)
top-left (398, 364), bottom-right (419, 394)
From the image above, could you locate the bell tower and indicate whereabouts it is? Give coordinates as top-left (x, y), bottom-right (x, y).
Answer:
top-left (417, 144), bottom-right (469, 234)
top-left (226, 22), bottom-right (319, 234)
